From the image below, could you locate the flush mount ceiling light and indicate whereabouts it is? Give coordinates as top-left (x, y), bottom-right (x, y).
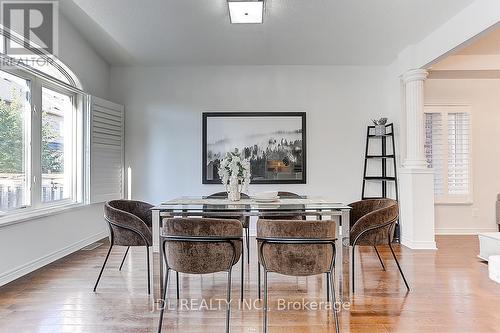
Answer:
top-left (228, 1), bottom-right (264, 24)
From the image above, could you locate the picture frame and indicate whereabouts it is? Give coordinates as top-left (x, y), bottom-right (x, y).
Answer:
top-left (202, 112), bottom-right (306, 184)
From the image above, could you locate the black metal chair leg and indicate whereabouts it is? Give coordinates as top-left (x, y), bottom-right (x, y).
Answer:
top-left (352, 244), bottom-right (356, 293)
top-left (176, 271), bottom-right (180, 299)
top-left (157, 268), bottom-right (170, 333)
top-left (146, 246), bottom-right (151, 295)
top-left (241, 244), bottom-right (244, 302)
top-left (263, 270), bottom-right (268, 333)
top-left (329, 271), bottom-right (340, 333)
top-left (326, 272), bottom-right (330, 302)
top-left (225, 268), bottom-right (233, 333)
top-left (373, 246), bottom-right (386, 271)
top-left (258, 262), bottom-right (261, 299)
top-left (119, 246), bottom-right (130, 271)
top-left (245, 227), bottom-right (250, 264)
top-left (93, 244), bottom-right (113, 292)
top-left (388, 241), bottom-right (410, 291)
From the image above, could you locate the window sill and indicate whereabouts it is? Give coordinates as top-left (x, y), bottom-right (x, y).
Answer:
top-left (0, 203), bottom-right (88, 228)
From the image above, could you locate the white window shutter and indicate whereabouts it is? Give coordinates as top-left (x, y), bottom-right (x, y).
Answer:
top-left (447, 112), bottom-right (470, 195)
top-left (90, 97), bottom-right (124, 203)
top-left (424, 105), bottom-right (471, 203)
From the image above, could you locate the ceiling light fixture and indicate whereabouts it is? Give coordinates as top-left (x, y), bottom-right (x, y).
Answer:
top-left (228, 0), bottom-right (264, 24)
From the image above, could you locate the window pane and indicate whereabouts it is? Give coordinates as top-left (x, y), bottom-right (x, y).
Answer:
top-left (41, 87), bottom-right (73, 203)
top-left (0, 71), bottom-right (30, 211)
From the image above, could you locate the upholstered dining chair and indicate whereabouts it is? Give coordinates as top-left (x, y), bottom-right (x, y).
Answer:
top-left (93, 200), bottom-right (154, 294)
top-left (260, 191), bottom-right (305, 220)
top-left (157, 217), bottom-right (243, 333)
top-left (206, 192), bottom-right (251, 264)
top-left (349, 198), bottom-right (409, 292)
top-left (257, 219), bottom-right (339, 333)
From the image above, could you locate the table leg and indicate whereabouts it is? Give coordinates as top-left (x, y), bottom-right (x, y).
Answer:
top-left (152, 209), bottom-right (162, 299)
top-left (339, 209), bottom-right (351, 303)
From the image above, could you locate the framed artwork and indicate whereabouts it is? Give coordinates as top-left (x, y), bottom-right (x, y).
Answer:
top-left (202, 112), bottom-right (306, 184)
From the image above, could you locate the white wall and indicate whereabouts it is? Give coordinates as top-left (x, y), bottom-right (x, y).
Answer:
top-left (425, 78), bottom-right (500, 234)
top-left (109, 65), bottom-right (396, 214)
top-left (0, 14), bottom-right (111, 286)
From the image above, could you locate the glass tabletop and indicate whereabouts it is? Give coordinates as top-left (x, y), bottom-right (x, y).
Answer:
top-left (153, 196), bottom-right (351, 212)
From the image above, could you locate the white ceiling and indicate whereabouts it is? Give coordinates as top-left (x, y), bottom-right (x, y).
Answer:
top-left (457, 26), bottom-right (500, 55)
top-left (62, 0), bottom-right (475, 66)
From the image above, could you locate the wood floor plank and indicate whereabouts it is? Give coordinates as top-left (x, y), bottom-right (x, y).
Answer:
top-left (1, 235), bottom-right (499, 332)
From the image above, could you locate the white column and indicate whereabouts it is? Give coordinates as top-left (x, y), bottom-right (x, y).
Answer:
top-left (403, 69), bottom-right (428, 168)
top-left (399, 69), bottom-right (437, 250)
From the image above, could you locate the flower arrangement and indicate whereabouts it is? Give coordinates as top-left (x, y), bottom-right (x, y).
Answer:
top-left (218, 149), bottom-right (251, 201)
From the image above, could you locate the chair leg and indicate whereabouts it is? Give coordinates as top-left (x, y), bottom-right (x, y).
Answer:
top-left (388, 241), bottom-right (410, 291)
top-left (176, 271), bottom-right (180, 300)
top-left (263, 269), bottom-right (269, 333)
top-left (146, 246), bottom-right (151, 295)
top-left (329, 271), bottom-right (340, 333)
top-left (326, 272), bottom-right (330, 302)
top-left (241, 245), bottom-right (244, 302)
top-left (245, 227), bottom-right (250, 264)
top-left (225, 268), bottom-right (233, 333)
top-left (258, 262), bottom-right (261, 299)
top-left (93, 244), bottom-right (113, 292)
top-left (157, 268), bottom-right (170, 333)
top-left (373, 246), bottom-right (386, 271)
top-left (351, 245), bottom-right (356, 293)
top-left (119, 246), bottom-right (130, 271)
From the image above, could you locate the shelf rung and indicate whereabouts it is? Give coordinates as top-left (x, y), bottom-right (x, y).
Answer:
top-left (366, 155), bottom-right (395, 159)
top-left (364, 176), bottom-right (396, 181)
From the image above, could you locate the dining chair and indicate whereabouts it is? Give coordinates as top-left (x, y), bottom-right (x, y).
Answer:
top-left (349, 198), bottom-right (409, 292)
top-left (157, 217), bottom-right (243, 333)
top-left (206, 192), bottom-right (251, 264)
top-left (93, 200), bottom-right (153, 294)
top-left (257, 218), bottom-right (339, 333)
top-left (260, 191), bottom-right (305, 220)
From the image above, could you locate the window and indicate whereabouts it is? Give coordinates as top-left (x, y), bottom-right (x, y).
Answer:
top-left (0, 67), bottom-right (84, 216)
top-left (41, 87), bottom-right (75, 203)
top-left (424, 106), bottom-right (472, 203)
top-left (0, 71), bottom-right (31, 210)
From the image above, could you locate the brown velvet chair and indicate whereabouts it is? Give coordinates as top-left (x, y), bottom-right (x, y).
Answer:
top-left (257, 219), bottom-right (339, 333)
top-left (93, 200), bottom-right (153, 294)
top-left (349, 199), bottom-right (409, 292)
top-left (206, 192), bottom-right (251, 263)
top-left (260, 191), bottom-right (305, 220)
top-left (158, 217), bottom-right (243, 333)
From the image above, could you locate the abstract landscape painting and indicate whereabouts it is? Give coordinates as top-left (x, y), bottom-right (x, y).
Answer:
top-left (202, 112), bottom-right (306, 184)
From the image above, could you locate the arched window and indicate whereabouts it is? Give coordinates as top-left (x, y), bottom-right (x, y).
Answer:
top-left (0, 41), bottom-right (86, 216)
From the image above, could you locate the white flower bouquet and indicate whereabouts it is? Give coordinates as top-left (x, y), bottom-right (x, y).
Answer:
top-left (218, 149), bottom-right (251, 201)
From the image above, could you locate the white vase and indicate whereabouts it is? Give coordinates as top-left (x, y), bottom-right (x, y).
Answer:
top-left (228, 179), bottom-right (241, 201)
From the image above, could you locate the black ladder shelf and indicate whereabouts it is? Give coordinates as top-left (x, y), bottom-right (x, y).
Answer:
top-left (362, 123), bottom-right (400, 242)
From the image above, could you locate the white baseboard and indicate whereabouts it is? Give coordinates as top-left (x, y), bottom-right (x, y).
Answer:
top-left (0, 230), bottom-right (107, 287)
top-left (401, 237), bottom-right (437, 250)
top-left (435, 228), bottom-right (498, 235)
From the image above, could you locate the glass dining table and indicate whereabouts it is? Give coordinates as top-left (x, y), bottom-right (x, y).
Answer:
top-left (151, 196), bottom-right (352, 303)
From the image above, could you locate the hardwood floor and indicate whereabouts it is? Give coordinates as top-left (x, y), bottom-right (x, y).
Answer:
top-left (1, 235), bottom-right (499, 332)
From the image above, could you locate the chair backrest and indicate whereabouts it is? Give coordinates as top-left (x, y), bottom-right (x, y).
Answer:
top-left (257, 219), bottom-right (336, 276)
top-left (206, 192), bottom-right (250, 199)
top-left (261, 191), bottom-right (305, 220)
top-left (162, 217), bottom-right (243, 274)
top-left (349, 199), bottom-right (399, 246)
top-left (105, 200), bottom-right (153, 246)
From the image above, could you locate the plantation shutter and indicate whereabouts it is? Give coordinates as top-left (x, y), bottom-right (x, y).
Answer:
top-left (424, 112), bottom-right (444, 196)
top-left (90, 97), bottom-right (124, 203)
top-left (424, 106), bottom-right (471, 202)
top-left (447, 112), bottom-right (470, 195)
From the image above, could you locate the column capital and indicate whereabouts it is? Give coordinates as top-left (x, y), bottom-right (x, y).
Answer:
top-left (402, 69), bottom-right (428, 83)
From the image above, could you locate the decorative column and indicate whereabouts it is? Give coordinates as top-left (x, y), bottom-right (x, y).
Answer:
top-left (403, 69), bottom-right (428, 168)
top-left (399, 69), bottom-right (437, 250)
